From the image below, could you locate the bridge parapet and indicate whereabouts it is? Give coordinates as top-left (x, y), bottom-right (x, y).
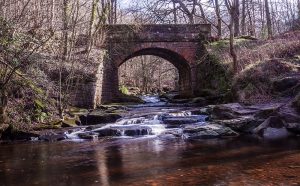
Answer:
top-left (104, 24), bottom-right (211, 43)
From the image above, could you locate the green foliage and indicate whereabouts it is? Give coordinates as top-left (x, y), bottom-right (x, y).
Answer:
top-left (34, 99), bottom-right (45, 110)
top-left (33, 99), bottom-right (47, 123)
top-left (119, 85), bottom-right (129, 95)
top-left (195, 54), bottom-right (233, 95)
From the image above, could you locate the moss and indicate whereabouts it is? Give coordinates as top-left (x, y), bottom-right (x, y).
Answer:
top-left (119, 85), bottom-right (129, 95)
top-left (62, 117), bottom-right (79, 127)
top-left (67, 107), bottom-right (89, 116)
top-left (34, 99), bottom-right (45, 109)
top-left (33, 124), bottom-right (61, 131)
top-left (195, 54), bottom-right (233, 96)
top-left (209, 38), bottom-right (253, 50)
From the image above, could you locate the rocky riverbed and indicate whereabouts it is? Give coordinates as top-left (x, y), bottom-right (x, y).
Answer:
top-left (1, 95), bottom-right (299, 142)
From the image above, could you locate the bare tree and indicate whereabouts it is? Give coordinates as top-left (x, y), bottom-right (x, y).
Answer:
top-left (265, 0), bottom-right (273, 38)
top-left (225, 0), bottom-right (238, 74)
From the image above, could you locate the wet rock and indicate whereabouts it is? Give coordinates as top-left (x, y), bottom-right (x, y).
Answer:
top-left (79, 110), bottom-right (122, 125)
top-left (77, 132), bottom-right (98, 140)
top-left (215, 116), bottom-right (262, 133)
top-left (66, 108), bottom-right (89, 117)
top-left (61, 117), bottom-right (80, 128)
top-left (163, 128), bottom-right (183, 137)
top-left (254, 107), bottom-right (279, 120)
top-left (85, 124), bottom-right (109, 131)
top-left (279, 111), bottom-right (300, 123)
top-left (211, 103), bottom-right (257, 119)
top-left (163, 116), bottom-right (207, 128)
top-left (39, 132), bottom-right (67, 142)
top-left (169, 99), bottom-right (191, 104)
top-left (272, 77), bottom-right (299, 92)
top-left (182, 124), bottom-right (239, 139)
top-left (1, 125), bottom-right (40, 141)
top-left (286, 123), bottom-right (300, 134)
top-left (93, 125), bottom-right (152, 137)
top-left (252, 116), bottom-right (292, 139)
top-left (190, 97), bottom-right (207, 106)
top-left (253, 116), bottom-right (286, 133)
top-left (190, 107), bottom-right (212, 115)
top-left (262, 127), bottom-right (291, 139)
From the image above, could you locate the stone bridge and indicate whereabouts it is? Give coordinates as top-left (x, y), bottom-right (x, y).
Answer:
top-left (74, 24), bottom-right (211, 108)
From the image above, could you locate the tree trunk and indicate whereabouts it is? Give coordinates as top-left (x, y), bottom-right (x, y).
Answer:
top-left (233, 0), bottom-right (240, 36)
top-left (0, 89), bottom-right (8, 125)
top-left (265, 0), bottom-right (273, 39)
top-left (86, 0), bottom-right (99, 53)
top-left (58, 0), bottom-right (69, 119)
top-left (241, 0), bottom-right (246, 35)
top-left (173, 1), bottom-right (177, 24)
top-left (215, 0), bottom-right (222, 38)
top-left (298, 0), bottom-right (300, 19)
top-left (225, 0), bottom-right (238, 74)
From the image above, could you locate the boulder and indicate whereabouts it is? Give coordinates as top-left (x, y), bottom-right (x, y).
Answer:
top-left (79, 110), bottom-right (122, 125)
top-left (61, 117), bottom-right (80, 128)
top-left (212, 103), bottom-right (257, 119)
top-left (252, 116), bottom-right (292, 139)
top-left (39, 132), bottom-right (67, 142)
top-left (190, 107), bottom-right (212, 115)
top-left (1, 125), bottom-right (40, 141)
top-left (77, 132), bottom-right (98, 140)
top-left (252, 116), bottom-right (285, 133)
top-left (182, 123), bottom-right (239, 139)
top-left (215, 116), bottom-right (262, 133)
top-left (279, 108), bottom-right (300, 123)
top-left (190, 97), bottom-right (207, 106)
top-left (163, 116), bottom-right (207, 128)
top-left (286, 123), bottom-right (300, 134)
top-left (272, 77), bottom-right (299, 92)
top-left (162, 129), bottom-right (183, 137)
top-left (262, 127), bottom-right (291, 139)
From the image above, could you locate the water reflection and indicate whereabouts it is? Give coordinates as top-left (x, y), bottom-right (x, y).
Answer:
top-left (0, 136), bottom-right (300, 185)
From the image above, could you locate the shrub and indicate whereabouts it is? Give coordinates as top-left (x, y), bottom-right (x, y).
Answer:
top-left (119, 85), bottom-right (129, 95)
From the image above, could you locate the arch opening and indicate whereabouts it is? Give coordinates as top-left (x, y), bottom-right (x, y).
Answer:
top-left (119, 55), bottom-right (179, 95)
top-left (117, 48), bottom-right (193, 96)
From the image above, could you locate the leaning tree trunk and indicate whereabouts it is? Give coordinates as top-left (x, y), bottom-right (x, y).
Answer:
top-left (0, 89), bottom-right (8, 124)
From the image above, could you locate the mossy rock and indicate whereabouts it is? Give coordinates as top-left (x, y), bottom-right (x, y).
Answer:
top-left (67, 107), bottom-right (89, 116)
top-left (32, 124), bottom-right (62, 131)
top-left (61, 117), bottom-right (80, 128)
top-left (79, 112), bottom-right (122, 125)
top-left (195, 54), bottom-right (232, 94)
top-left (110, 94), bottom-right (145, 105)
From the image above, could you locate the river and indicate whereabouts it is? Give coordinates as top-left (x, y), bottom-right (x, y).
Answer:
top-left (0, 96), bottom-right (300, 185)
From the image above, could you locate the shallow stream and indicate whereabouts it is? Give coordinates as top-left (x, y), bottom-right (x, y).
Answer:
top-left (0, 96), bottom-right (300, 185)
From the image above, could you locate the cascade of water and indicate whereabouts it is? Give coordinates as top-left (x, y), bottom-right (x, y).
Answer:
top-left (65, 96), bottom-right (208, 140)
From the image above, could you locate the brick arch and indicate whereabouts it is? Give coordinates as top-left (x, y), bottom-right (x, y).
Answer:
top-left (117, 47), bottom-right (192, 93)
top-left (72, 24), bottom-right (211, 108)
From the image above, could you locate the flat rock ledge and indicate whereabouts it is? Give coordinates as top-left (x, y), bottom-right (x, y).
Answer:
top-left (200, 101), bottom-right (300, 139)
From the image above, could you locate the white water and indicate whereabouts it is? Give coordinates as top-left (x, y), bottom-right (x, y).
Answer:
top-left (140, 95), bottom-right (161, 103)
top-left (66, 96), bottom-right (208, 140)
